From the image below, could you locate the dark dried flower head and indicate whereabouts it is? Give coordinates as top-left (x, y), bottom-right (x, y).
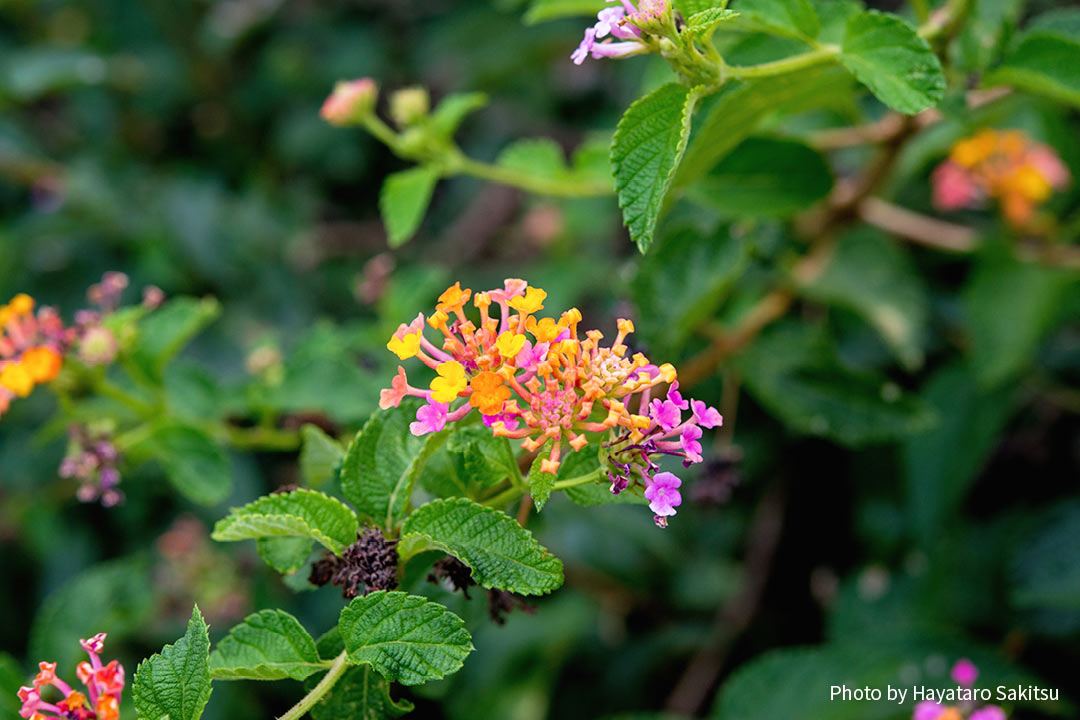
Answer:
top-left (328, 528), bottom-right (399, 599)
top-left (487, 589), bottom-right (535, 625)
top-left (309, 553), bottom-right (344, 587)
top-left (428, 556), bottom-right (476, 598)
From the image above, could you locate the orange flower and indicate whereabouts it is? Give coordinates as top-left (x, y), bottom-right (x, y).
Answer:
top-left (22, 347), bottom-right (62, 383)
top-left (469, 371), bottom-right (511, 415)
top-left (436, 282), bottom-right (472, 313)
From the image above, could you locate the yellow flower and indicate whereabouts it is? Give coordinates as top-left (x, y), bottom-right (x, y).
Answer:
top-left (1009, 165), bottom-right (1053, 203)
top-left (387, 330), bottom-right (422, 360)
top-left (0, 362), bottom-right (34, 398)
top-left (950, 129), bottom-right (996, 167)
top-left (436, 282), bottom-right (472, 313)
top-left (469, 371), bottom-right (511, 415)
top-left (430, 361), bottom-right (467, 402)
top-left (525, 316), bottom-right (565, 343)
top-left (22, 347), bottom-right (62, 383)
top-left (8, 294), bottom-right (34, 316)
top-left (495, 331), bottom-right (526, 359)
top-left (428, 310), bottom-right (449, 331)
top-left (508, 286), bottom-right (546, 314)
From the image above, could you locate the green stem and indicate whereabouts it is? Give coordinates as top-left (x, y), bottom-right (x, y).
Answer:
top-left (361, 115), bottom-right (401, 148)
top-left (910, 0), bottom-right (930, 22)
top-left (94, 377), bottom-right (156, 416)
top-left (482, 484), bottom-right (526, 509)
top-left (278, 651), bottom-right (349, 720)
top-left (452, 156), bottom-right (612, 198)
top-left (725, 45), bottom-right (840, 80)
top-left (551, 467), bottom-right (605, 491)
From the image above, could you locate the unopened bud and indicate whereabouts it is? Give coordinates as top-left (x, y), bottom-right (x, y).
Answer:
top-left (389, 86), bottom-right (430, 128)
top-left (320, 78), bottom-right (378, 127)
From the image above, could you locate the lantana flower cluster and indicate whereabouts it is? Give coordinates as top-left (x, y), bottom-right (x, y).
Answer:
top-left (914, 659), bottom-right (1005, 720)
top-left (17, 633), bottom-right (124, 720)
top-left (932, 128), bottom-right (1070, 228)
top-left (379, 279), bottom-right (722, 527)
top-left (572, 0), bottom-right (668, 65)
top-left (60, 423), bottom-right (124, 507)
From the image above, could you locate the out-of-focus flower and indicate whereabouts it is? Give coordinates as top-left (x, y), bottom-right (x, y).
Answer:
top-left (18, 634), bottom-right (124, 720)
top-left (572, 0), bottom-right (668, 65)
top-left (931, 129), bottom-right (1070, 229)
top-left (321, 78), bottom-right (378, 127)
top-left (60, 423), bottom-right (124, 507)
top-left (0, 294), bottom-right (71, 418)
top-left (155, 515), bottom-right (249, 625)
top-left (378, 279), bottom-right (722, 527)
top-left (911, 660), bottom-right (1007, 720)
top-left (389, 86), bottom-right (430, 127)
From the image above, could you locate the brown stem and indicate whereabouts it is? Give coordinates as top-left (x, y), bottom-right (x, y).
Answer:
top-left (516, 494), bottom-right (532, 527)
top-left (857, 197), bottom-right (978, 252)
top-left (664, 484), bottom-right (786, 715)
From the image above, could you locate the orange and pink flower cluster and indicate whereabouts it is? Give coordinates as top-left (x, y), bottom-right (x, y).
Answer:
top-left (18, 634), bottom-right (124, 720)
top-left (932, 129), bottom-right (1069, 229)
top-left (0, 294), bottom-right (69, 418)
top-left (379, 279), bottom-right (721, 526)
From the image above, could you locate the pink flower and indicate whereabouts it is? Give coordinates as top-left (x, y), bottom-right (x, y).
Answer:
top-left (320, 78), bottom-right (377, 126)
top-left (970, 707), bottom-right (1006, 720)
top-left (1028, 145), bottom-right (1070, 189)
top-left (951, 658), bottom-right (978, 686)
top-left (913, 701), bottom-right (945, 720)
top-left (644, 471), bottom-right (682, 525)
top-left (515, 340), bottom-right (550, 370)
top-left (410, 400), bottom-right (448, 436)
top-left (680, 425), bottom-right (703, 463)
top-left (667, 380), bottom-right (689, 410)
top-left (932, 161), bottom-right (979, 210)
top-left (650, 398), bottom-right (682, 431)
top-left (482, 412), bottom-right (520, 432)
top-left (380, 366), bottom-right (410, 409)
top-left (572, 27), bottom-right (597, 65)
top-left (691, 399), bottom-right (722, 428)
top-left (79, 633), bottom-right (107, 655)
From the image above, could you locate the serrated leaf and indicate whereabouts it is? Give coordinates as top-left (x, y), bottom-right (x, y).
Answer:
top-left (799, 228), bottom-right (928, 370)
top-left (687, 136), bottom-right (832, 219)
top-left (257, 537), bottom-right (314, 574)
top-left (399, 498), bottom-right (564, 595)
top-left (299, 424), bottom-right (345, 488)
top-left (496, 138), bottom-right (568, 180)
top-left (686, 8), bottom-right (739, 42)
top-left (338, 591), bottom-right (474, 686)
top-left (379, 167), bottom-right (439, 248)
top-left (986, 13), bottom-right (1080, 106)
top-left (133, 606), bottom-right (212, 720)
top-left (306, 665), bottom-right (414, 720)
top-left (736, 323), bottom-right (935, 447)
top-left (212, 488), bottom-right (359, 555)
top-left (210, 609), bottom-right (327, 681)
top-left (840, 10), bottom-right (945, 113)
top-left (611, 82), bottom-right (701, 252)
top-left (428, 92), bottom-right (488, 138)
top-left (525, 443), bottom-right (556, 511)
top-left (675, 67), bottom-right (853, 188)
top-left (147, 424), bottom-right (232, 506)
top-left (729, 0), bottom-right (820, 39)
top-left (132, 297), bottom-right (221, 380)
top-left (340, 399), bottom-right (449, 529)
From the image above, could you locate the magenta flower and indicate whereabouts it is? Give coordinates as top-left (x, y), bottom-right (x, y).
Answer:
top-left (913, 701), bottom-right (945, 720)
top-left (680, 425), bottom-right (703, 464)
top-left (951, 658), bottom-right (978, 686)
top-left (644, 471), bottom-right (681, 526)
top-left (691, 399), bottom-right (722, 428)
top-left (482, 411), bottom-right (520, 432)
top-left (571, 0), bottom-right (659, 65)
top-left (667, 380), bottom-right (689, 410)
top-left (969, 708), bottom-right (1006, 720)
top-left (410, 400), bottom-right (448, 436)
top-left (650, 398), bottom-right (682, 431)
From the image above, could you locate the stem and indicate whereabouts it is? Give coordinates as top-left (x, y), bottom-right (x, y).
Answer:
top-left (725, 46), bottom-right (839, 80)
top-left (551, 467), bottom-right (605, 491)
top-left (483, 485), bottom-right (526, 509)
top-left (910, 0), bottom-right (930, 22)
top-left (278, 651), bottom-right (349, 720)
top-left (94, 377), bottom-right (156, 416)
top-left (453, 156), bottom-right (612, 198)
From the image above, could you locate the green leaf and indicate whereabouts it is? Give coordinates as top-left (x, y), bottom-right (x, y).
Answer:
top-left (446, 425), bottom-right (520, 487)
top-left (338, 591), bottom-right (474, 686)
top-left (132, 296), bottom-right (221, 380)
top-left (633, 225), bottom-right (749, 355)
top-left (340, 399), bottom-right (448, 529)
top-left (730, 0), bottom-right (820, 40)
top-left (147, 424), bottom-right (232, 506)
top-left (379, 167), bottom-right (439, 248)
top-left (986, 10), bottom-right (1080, 106)
top-left (1012, 502), bottom-right (1080, 614)
top-left (210, 609), bottom-right (327, 681)
top-left (299, 424), bottom-right (346, 488)
top-left (687, 137), bottom-right (832, 218)
top-left (685, 8), bottom-right (740, 42)
top-left (903, 364), bottom-right (1014, 548)
top-left (952, 0), bottom-right (1025, 72)
top-left (399, 497), bottom-right (564, 595)
top-left (257, 537), bottom-right (314, 574)
top-left (799, 229), bottom-right (928, 370)
top-left (736, 323), bottom-right (935, 447)
top-left (496, 138), bottom-right (568, 180)
top-left (675, 66), bottom-right (853, 188)
top-left (810, 0), bottom-right (861, 45)
top-left (212, 488), bottom-right (359, 555)
top-left (428, 92), bottom-right (488, 139)
top-left (556, 446), bottom-right (648, 506)
top-left (523, 0), bottom-right (604, 24)
top-left (963, 247), bottom-right (1074, 387)
top-left (839, 10), bottom-right (945, 113)
top-left (306, 665), bottom-right (414, 720)
top-left (611, 82), bottom-right (701, 252)
top-left (133, 606), bottom-right (213, 720)
top-left (525, 442), bottom-right (556, 511)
